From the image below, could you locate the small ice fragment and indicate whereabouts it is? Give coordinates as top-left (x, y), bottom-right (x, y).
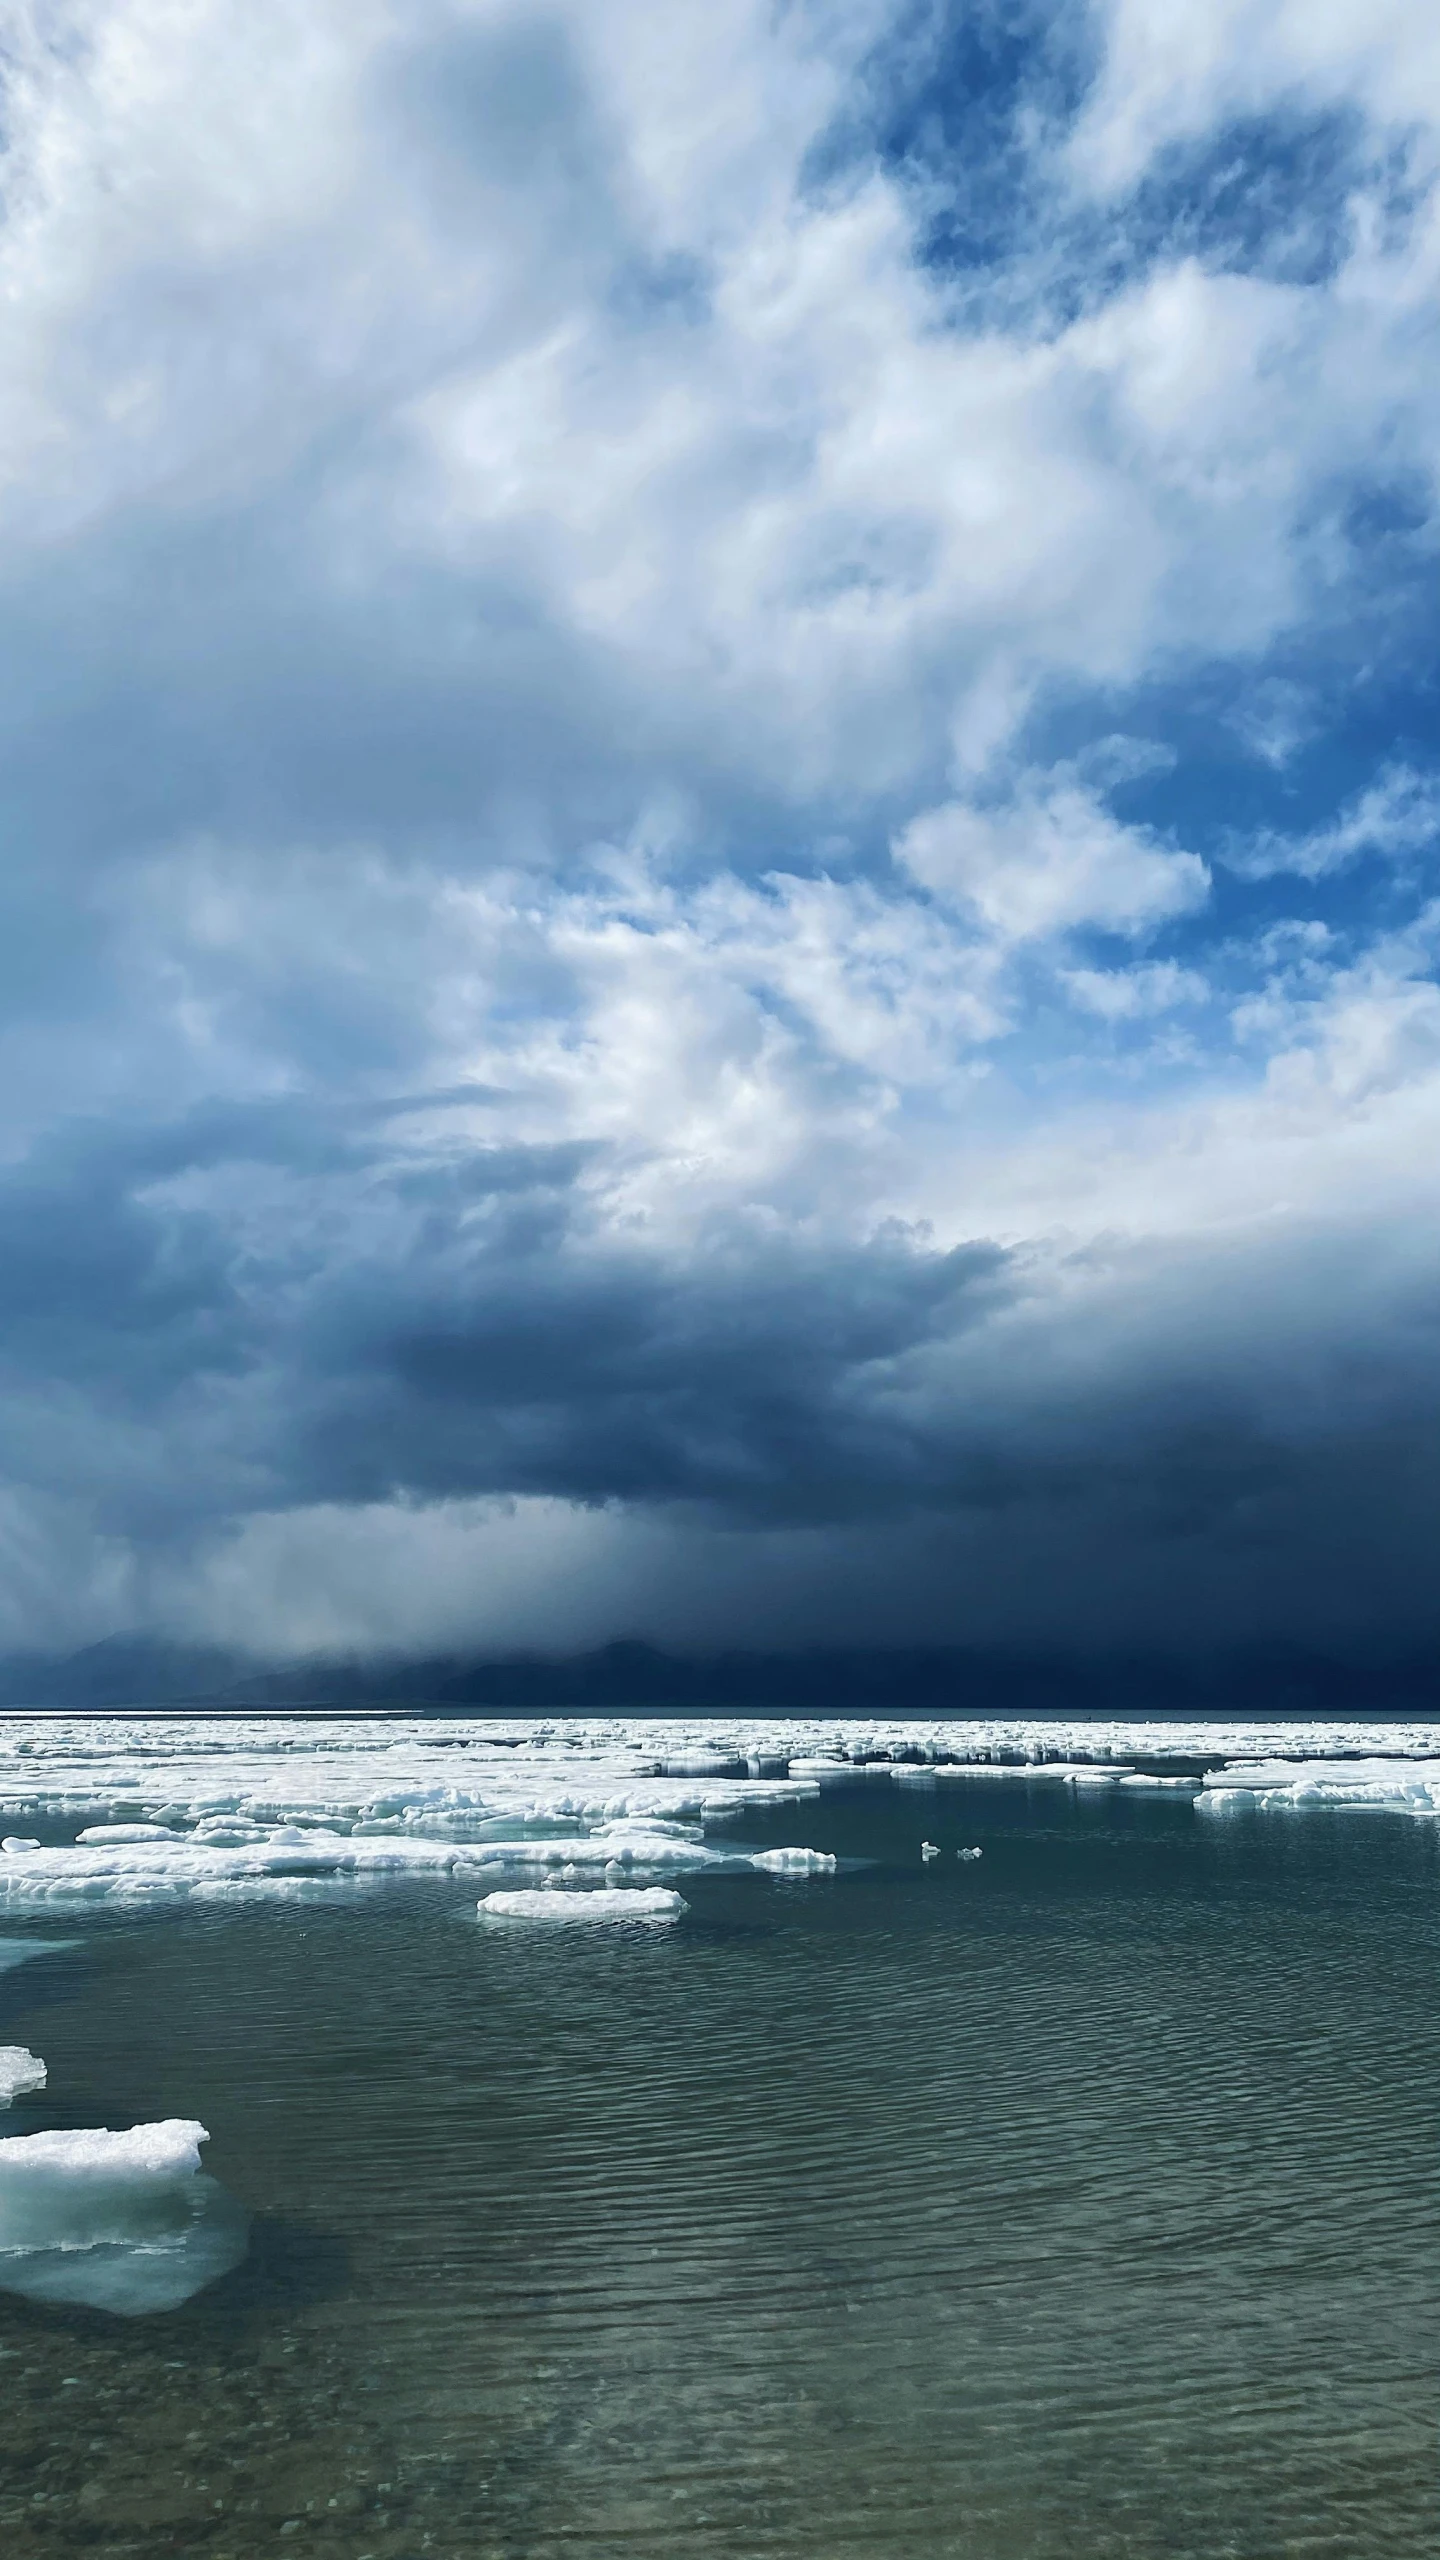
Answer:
top-left (921, 1842), bottom-right (940, 1862)
top-left (957, 1847), bottom-right (983, 1861)
top-left (0, 2049), bottom-right (46, 2108)
top-left (749, 1848), bottom-right (837, 1875)
top-left (2, 1840), bottom-right (40, 1855)
top-left (478, 1887), bottom-right (686, 1922)
top-left (0, 2120), bottom-right (250, 2315)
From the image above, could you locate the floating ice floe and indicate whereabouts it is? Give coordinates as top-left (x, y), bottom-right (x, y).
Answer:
top-left (0, 2118), bottom-right (250, 2314)
top-left (921, 1841), bottom-right (939, 1861)
top-left (0, 1810), bottom-right (841, 1906)
top-left (0, 2048), bottom-right (46, 2107)
top-left (2, 1713), bottom-right (1437, 1918)
top-left (1199, 1758), bottom-right (1440, 1818)
top-left (75, 1822), bottom-right (176, 1844)
top-left (749, 1847), bottom-right (838, 1874)
top-left (957, 1847), bottom-right (983, 1861)
top-left (465, 1818), bottom-right (744, 1877)
top-left (479, 1887), bottom-right (687, 1922)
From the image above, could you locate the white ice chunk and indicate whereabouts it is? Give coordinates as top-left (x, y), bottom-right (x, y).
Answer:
top-left (0, 2119), bottom-right (249, 2314)
top-left (921, 1842), bottom-right (940, 1861)
top-left (0, 2048), bottom-right (46, 2107)
top-left (1197, 1757), bottom-right (1440, 1817)
top-left (75, 1823), bottom-right (177, 1844)
top-left (749, 1847), bottom-right (838, 1874)
top-left (2, 1839), bottom-right (41, 1853)
top-left (479, 1887), bottom-right (687, 1921)
top-left (957, 1847), bottom-right (983, 1861)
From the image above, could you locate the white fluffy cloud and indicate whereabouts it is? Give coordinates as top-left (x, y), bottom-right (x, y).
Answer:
top-left (3, 0), bottom-right (1435, 826)
top-left (1074, 0), bottom-right (1440, 190)
top-left (894, 780), bottom-right (1208, 941)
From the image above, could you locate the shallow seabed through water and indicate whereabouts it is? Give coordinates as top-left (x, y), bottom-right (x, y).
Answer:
top-left (2, 1765), bottom-right (1438, 2558)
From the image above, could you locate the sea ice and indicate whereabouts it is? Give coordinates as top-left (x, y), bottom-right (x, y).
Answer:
top-left (1198, 1758), bottom-right (1440, 1818)
top-left (749, 1847), bottom-right (838, 1874)
top-left (921, 1842), bottom-right (939, 1861)
top-left (478, 1887), bottom-right (687, 1921)
top-left (464, 1818), bottom-right (743, 1876)
top-left (0, 2119), bottom-right (250, 2314)
top-left (2, 1712), bottom-right (1437, 1920)
top-left (75, 1822), bottom-right (176, 1843)
top-left (0, 2048), bottom-right (46, 2107)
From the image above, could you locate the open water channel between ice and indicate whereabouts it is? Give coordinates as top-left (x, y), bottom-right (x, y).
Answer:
top-left (1, 1713), bottom-right (1439, 2557)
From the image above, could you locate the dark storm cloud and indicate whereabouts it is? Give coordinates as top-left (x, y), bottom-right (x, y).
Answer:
top-left (2, 1091), bottom-right (1439, 1654)
top-left (0, 1100), bottom-right (1006, 1526)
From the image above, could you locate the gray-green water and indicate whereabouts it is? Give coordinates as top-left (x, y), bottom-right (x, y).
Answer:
top-left (2, 1773), bottom-right (1438, 2557)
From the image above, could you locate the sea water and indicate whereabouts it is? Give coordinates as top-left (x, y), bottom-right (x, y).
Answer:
top-left (1, 1737), bottom-right (1438, 2558)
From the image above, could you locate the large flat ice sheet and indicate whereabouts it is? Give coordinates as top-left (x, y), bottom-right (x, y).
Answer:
top-left (1200, 1757), bottom-right (1440, 1816)
top-left (0, 1814), bottom-right (838, 1905)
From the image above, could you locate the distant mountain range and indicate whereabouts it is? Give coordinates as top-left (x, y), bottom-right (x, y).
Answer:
top-left (0, 1633), bottom-right (1437, 1717)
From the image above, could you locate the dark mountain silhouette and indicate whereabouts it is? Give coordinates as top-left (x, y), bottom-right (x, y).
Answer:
top-left (0, 1634), bottom-right (1437, 1718)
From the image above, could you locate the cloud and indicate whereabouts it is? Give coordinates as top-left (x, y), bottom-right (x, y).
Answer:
top-left (0, 0), bottom-right (1438, 1661)
top-left (1226, 760), bottom-right (1440, 879)
top-left (1071, 0), bottom-right (1440, 194)
top-left (894, 777), bottom-right (1209, 941)
top-left (1059, 959), bottom-right (1209, 1019)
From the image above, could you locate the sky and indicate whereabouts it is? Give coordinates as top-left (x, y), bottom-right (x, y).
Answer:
top-left (1, 0), bottom-right (1439, 1664)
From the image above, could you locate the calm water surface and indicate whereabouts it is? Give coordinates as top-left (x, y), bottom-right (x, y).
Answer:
top-left (2, 1774), bottom-right (1437, 2557)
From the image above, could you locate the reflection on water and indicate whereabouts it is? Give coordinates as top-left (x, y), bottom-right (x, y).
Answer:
top-left (0, 1774), bottom-right (1437, 2556)
top-left (0, 2158), bottom-right (249, 2317)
